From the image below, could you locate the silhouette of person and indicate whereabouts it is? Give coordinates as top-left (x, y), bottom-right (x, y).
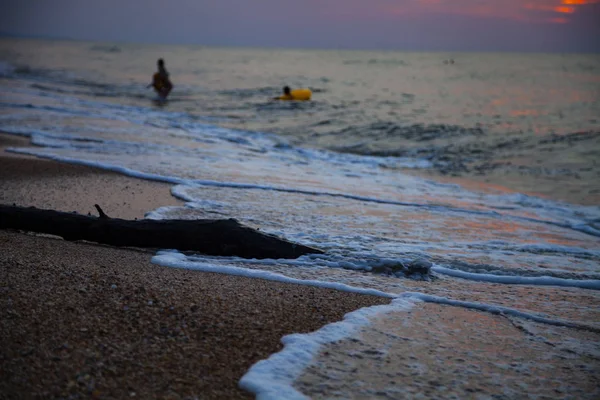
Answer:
top-left (273, 86), bottom-right (292, 100)
top-left (272, 85), bottom-right (312, 101)
top-left (148, 58), bottom-right (173, 99)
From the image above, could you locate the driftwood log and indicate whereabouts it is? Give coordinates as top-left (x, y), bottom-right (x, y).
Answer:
top-left (0, 204), bottom-right (323, 259)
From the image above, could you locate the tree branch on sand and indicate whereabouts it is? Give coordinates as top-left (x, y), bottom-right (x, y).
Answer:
top-left (0, 204), bottom-right (323, 259)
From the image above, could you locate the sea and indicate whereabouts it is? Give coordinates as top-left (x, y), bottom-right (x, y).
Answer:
top-left (1, 38), bottom-right (599, 398)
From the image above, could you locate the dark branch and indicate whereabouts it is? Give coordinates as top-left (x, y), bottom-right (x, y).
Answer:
top-left (94, 204), bottom-right (110, 219)
top-left (0, 204), bottom-right (323, 259)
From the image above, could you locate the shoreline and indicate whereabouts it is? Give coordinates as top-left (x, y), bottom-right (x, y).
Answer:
top-left (3, 130), bottom-right (597, 208)
top-left (403, 167), bottom-right (599, 207)
top-left (0, 133), bottom-right (184, 220)
top-left (2, 132), bottom-right (599, 398)
top-left (0, 135), bottom-right (390, 398)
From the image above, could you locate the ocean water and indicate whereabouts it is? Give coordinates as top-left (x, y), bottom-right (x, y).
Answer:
top-left (1, 38), bottom-right (600, 398)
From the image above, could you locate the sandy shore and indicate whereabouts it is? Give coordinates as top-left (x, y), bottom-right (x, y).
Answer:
top-left (0, 135), bottom-right (183, 220)
top-left (0, 135), bottom-right (389, 399)
top-left (2, 132), bottom-right (599, 399)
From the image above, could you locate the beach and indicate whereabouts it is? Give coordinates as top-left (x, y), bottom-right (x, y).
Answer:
top-left (2, 134), bottom-right (599, 399)
top-left (0, 136), bottom-right (389, 399)
top-left (1, 38), bottom-right (599, 399)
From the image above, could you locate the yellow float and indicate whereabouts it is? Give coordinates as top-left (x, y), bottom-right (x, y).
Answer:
top-left (277, 88), bottom-right (312, 101)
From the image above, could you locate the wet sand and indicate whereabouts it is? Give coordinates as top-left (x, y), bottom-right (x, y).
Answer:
top-left (0, 135), bottom-right (389, 398)
top-left (0, 134), bottom-right (183, 220)
top-left (296, 302), bottom-right (600, 399)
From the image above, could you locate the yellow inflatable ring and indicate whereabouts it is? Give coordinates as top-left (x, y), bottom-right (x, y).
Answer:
top-left (278, 88), bottom-right (312, 101)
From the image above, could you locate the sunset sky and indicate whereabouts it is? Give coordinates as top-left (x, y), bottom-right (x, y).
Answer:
top-left (2, 0), bottom-right (599, 52)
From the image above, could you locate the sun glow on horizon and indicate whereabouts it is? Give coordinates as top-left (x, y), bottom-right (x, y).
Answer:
top-left (381, 0), bottom-right (599, 24)
top-left (554, 6), bottom-right (576, 13)
top-left (561, 0), bottom-right (597, 4)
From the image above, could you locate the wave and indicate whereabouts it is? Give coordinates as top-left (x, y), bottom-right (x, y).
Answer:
top-left (325, 123), bottom-right (488, 173)
top-left (3, 61), bottom-right (126, 95)
top-left (327, 122), bottom-right (600, 184)
top-left (5, 138), bottom-right (598, 239)
top-left (432, 266), bottom-right (600, 290)
top-left (330, 122), bottom-right (485, 144)
top-left (2, 62), bottom-right (117, 93)
top-left (148, 251), bottom-right (599, 398)
top-left (240, 287), bottom-right (600, 399)
top-left (28, 82), bottom-right (164, 102)
top-left (2, 61), bottom-right (193, 102)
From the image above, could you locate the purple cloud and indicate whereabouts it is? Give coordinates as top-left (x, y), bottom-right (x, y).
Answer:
top-left (1, 0), bottom-right (599, 52)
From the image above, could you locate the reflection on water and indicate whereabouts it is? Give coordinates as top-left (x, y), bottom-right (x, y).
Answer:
top-left (295, 302), bottom-right (600, 399)
top-left (2, 38), bottom-right (599, 206)
top-left (4, 96), bottom-right (598, 279)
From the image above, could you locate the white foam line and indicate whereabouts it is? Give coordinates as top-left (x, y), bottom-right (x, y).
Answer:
top-left (4, 146), bottom-right (471, 217)
top-left (2, 127), bottom-right (190, 153)
top-left (151, 252), bottom-right (598, 330)
top-left (240, 289), bottom-right (600, 400)
top-left (516, 215), bottom-right (600, 238)
top-left (151, 252), bottom-right (396, 299)
top-left (149, 253), bottom-right (599, 398)
top-left (403, 292), bottom-right (599, 332)
top-left (8, 145), bottom-right (599, 239)
top-left (161, 252), bottom-right (597, 325)
top-left (6, 148), bottom-right (188, 186)
top-left (181, 180), bottom-right (499, 217)
top-left (512, 243), bottom-right (600, 258)
top-left (239, 297), bottom-right (414, 400)
top-left (468, 240), bottom-right (600, 258)
top-left (573, 224), bottom-right (600, 237)
top-left (4, 147), bottom-right (436, 216)
top-left (173, 185), bottom-right (600, 239)
top-left (432, 265), bottom-right (600, 290)
top-left (240, 291), bottom-right (599, 399)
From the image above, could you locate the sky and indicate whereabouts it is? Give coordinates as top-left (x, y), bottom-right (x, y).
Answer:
top-left (2, 0), bottom-right (600, 52)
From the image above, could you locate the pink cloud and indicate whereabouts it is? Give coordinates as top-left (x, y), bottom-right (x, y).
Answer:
top-left (380, 0), bottom-right (600, 24)
top-left (2, 0), bottom-right (598, 52)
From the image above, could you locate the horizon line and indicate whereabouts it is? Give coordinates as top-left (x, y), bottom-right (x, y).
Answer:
top-left (1, 31), bottom-right (598, 55)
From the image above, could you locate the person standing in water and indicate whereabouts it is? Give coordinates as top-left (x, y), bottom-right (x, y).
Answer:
top-left (148, 58), bottom-right (173, 99)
